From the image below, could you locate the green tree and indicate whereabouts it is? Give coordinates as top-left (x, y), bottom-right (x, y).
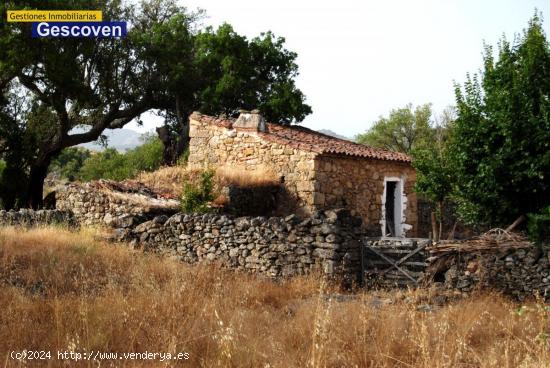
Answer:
top-left (0, 0), bottom-right (311, 208)
top-left (356, 103), bottom-right (434, 154)
top-left (77, 136), bottom-right (163, 182)
top-left (0, 90), bottom-right (32, 209)
top-left (49, 147), bottom-right (91, 181)
top-left (78, 148), bottom-right (128, 182)
top-left (412, 108), bottom-right (456, 240)
top-left (451, 13), bottom-right (550, 225)
top-left (0, 0), bottom-right (161, 207)
top-left (149, 22), bottom-right (312, 164)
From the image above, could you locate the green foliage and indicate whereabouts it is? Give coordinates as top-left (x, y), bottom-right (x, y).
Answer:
top-left (0, 159), bottom-right (4, 209)
top-left (356, 103), bottom-right (434, 154)
top-left (177, 147), bottom-right (190, 165)
top-left (78, 137), bottom-right (163, 182)
top-left (181, 170), bottom-right (215, 213)
top-left (451, 13), bottom-right (550, 226)
top-left (527, 206), bottom-right (550, 247)
top-left (413, 108), bottom-right (456, 205)
top-left (194, 24), bottom-right (312, 124)
top-left (0, 91), bottom-right (31, 209)
top-left (0, 0), bottom-right (312, 205)
top-left (413, 148), bottom-right (454, 205)
top-left (50, 148), bottom-right (91, 181)
top-left (78, 149), bottom-right (128, 182)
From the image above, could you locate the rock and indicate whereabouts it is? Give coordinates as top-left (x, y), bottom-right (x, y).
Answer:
top-left (103, 213), bottom-right (114, 225)
top-left (153, 215), bottom-right (169, 224)
top-left (416, 304), bottom-right (437, 312)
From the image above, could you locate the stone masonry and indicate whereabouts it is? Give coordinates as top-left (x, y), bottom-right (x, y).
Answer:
top-left (119, 208), bottom-right (366, 280)
top-left (56, 181), bottom-right (180, 227)
top-left (1, 206), bottom-right (547, 300)
top-left (440, 246), bottom-right (550, 301)
top-left (187, 111), bottom-right (417, 237)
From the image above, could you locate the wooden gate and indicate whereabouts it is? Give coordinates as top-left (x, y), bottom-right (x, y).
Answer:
top-left (361, 238), bottom-right (431, 288)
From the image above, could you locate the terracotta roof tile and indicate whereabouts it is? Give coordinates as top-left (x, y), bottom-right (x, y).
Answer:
top-left (190, 112), bottom-right (411, 163)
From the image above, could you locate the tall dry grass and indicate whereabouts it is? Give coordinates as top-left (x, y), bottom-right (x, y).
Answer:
top-left (0, 226), bottom-right (548, 367)
top-left (215, 166), bottom-right (279, 188)
top-left (137, 165), bottom-right (279, 201)
top-left (136, 165), bottom-right (197, 197)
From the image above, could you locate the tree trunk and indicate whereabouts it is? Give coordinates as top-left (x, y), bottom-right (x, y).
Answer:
top-left (158, 98), bottom-right (192, 166)
top-left (157, 121), bottom-right (190, 166)
top-left (431, 211), bottom-right (439, 242)
top-left (27, 159), bottom-right (51, 209)
top-left (438, 201), bottom-right (443, 242)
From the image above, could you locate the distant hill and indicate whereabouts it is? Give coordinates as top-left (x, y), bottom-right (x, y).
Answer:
top-left (76, 128), bottom-right (145, 151)
top-left (317, 129), bottom-right (351, 141)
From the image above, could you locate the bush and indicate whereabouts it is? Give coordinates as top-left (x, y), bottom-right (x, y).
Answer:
top-left (527, 206), bottom-right (550, 247)
top-left (77, 136), bottom-right (163, 181)
top-left (49, 147), bottom-right (91, 181)
top-left (451, 16), bottom-right (550, 226)
top-left (181, 170), bottom-right (214, 213)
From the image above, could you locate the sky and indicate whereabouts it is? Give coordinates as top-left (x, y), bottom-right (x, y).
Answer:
top-left (127, 0), bottom-right (550, 138)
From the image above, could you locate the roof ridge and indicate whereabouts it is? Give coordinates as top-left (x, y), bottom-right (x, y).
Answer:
top-left (191, 112), bottom-right (412, 163)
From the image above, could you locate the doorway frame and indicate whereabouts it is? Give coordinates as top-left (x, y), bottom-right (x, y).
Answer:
top-left (381, 177), bottom-right (404, 237)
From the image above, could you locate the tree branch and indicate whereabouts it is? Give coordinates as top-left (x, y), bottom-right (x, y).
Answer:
top-left (17, 74), bottom-right (50, 105)
top-left (62, 98), bottom-right (151, 147)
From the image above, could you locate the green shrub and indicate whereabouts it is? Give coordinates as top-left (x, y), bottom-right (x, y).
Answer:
top-left (78, 148), bottom-right (131, 181)
top-left (181, 170), bottom-right (214, 213)
top-left (527, 206), bottom-right (550, 247)
top-left (178, 146), bottom-right (190, 165)
top-left (125, 135), bottom-right (164, 172)
top-left (50, 147), bottom-right (91, 181)
top-left (77, 136), bottom-right (163, 182)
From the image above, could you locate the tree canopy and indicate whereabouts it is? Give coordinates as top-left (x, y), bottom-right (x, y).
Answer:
top-left (356, 103), bottom-right (434, 155)
top-left (450, 13), bottom-right (550, 225)
top-left (0, 0), bottom-right (311, 208)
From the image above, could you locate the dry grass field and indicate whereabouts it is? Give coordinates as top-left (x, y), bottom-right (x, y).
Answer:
top-left (0, 226), bottom-right (548, 367)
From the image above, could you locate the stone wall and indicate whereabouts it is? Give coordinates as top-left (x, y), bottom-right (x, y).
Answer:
top-left (361, 238), bottom-right (550, 301)
top-left (56, 182), bottom-right (179, 227)
top-left (439, 247), bottom-right (550, 301)
top-left (117, 209), bottom-right (365, 280)
top-left (187, 114), bottom-right (316, 216)
top-left (2, 206), bottom-right (547, 300)
top-left (314, 156), bottom-right (417, 237)
top-left (0, 209), bottom-right (76, 227)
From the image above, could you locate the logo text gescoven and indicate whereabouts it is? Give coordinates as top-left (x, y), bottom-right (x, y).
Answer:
top-left (31, 21), bottom-right (126, 38)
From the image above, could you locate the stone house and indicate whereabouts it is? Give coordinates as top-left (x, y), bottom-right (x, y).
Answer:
top-left (188, 111), bottom-right (417, 237)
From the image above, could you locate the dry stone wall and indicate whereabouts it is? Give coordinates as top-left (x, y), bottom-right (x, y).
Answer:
top-left (440, 247), bottom-right (550, 301)
top-left (56, 182), bottom-right (179, 227)
top-left (1, 204), bottom-right (547, 300)
top-left (117, 209), bottom-right (366, 280)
